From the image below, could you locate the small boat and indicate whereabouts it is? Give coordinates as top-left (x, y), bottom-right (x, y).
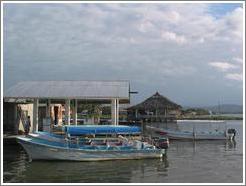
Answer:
top-left (17, 125), bottom-right (167, 161)
top-left (146, 125), bottom-right (236, 140)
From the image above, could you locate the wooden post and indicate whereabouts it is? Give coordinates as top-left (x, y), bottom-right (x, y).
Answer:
top-left (65, 99), bottom-right (71, 125)
top-left (164, 108), bottom-right (167, 117)
top-left (135, 109), bottom-right (138, 119)
top-left (111, 99), bottom-right (116, 125)
top-left (46, 99), bottom-right (51, 117)
top-left (141, 120), bottom-right (145, 135)
top-left (73, 99), bottom-right (77, 125)
top-left (13, 104), bottom-right (18, 134)
top-left (193, 124), bottom-right (196, 140)
top-left (116, 99), bottom-right (119, 125)
top-left (111, 99), bottom-right (119, 125)
top-left (33, 98), bottom-right (39, 132)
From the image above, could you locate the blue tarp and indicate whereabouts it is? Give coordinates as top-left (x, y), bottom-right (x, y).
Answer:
top-left (63, 125), bottom-right (141, 136)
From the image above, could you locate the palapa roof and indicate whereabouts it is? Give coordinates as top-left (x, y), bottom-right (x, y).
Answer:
top-left (4, 81), bottom-right (130, 102)
top-left (128, 92), bottom-right (181, 111)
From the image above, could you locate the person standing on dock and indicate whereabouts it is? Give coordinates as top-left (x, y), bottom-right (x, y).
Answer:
top-left (24, 116), bottom-right (31, 135)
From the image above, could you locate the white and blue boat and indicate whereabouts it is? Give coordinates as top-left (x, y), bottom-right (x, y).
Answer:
top-left (17, 125), bottom-right (167, 161)
top-left (146, 124), bottom-right (236, 140)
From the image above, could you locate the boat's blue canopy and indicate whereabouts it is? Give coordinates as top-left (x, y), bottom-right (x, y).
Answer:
top-left (63, 125), bottom-right (141, 136)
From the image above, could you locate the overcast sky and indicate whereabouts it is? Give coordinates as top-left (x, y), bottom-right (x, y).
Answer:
top-left (3, 3), bottom-right (244, 106)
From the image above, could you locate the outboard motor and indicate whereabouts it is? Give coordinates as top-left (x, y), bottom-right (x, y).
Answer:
top-left (227, 128), bottom-right (237, 140)
top-left (154, 138), bottom-right (169, 149)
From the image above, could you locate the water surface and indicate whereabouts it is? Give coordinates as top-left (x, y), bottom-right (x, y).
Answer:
top-left (3, 120), bottom-right (243, 183)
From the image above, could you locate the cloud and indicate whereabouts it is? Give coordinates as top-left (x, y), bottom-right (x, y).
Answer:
top-left (208, 62), bottom-right (238, 72)
top-left (161, 31), bottom-right (187, 45)
top-left (225, 73), bottom-right (243, 81)
top-left (3, 3), bottom-right (244, 106)
top-left (232, 57), bottom-right (243, 64)
top-left (222, 7), bottom-right (243, 40)
top-left (138, 19), bottom-right (155, 33)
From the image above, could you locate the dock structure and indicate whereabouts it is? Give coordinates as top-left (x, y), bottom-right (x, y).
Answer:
top-left (3, 81), bottom-right (130, 134)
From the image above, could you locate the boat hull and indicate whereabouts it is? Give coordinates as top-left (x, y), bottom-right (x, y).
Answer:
top-left (17, 137), bottom-right (164, 161)
top-left (146, 126), bottom-right (232, 140)
top-left (165, 134), bottom-right (228, 140)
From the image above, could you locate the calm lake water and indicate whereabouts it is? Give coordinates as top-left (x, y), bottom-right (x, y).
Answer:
top-left (3, 120), bottom-right (244, 183)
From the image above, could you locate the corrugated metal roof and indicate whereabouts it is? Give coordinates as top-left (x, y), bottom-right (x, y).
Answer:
top-left (4, 81), bottom-right (130, 100)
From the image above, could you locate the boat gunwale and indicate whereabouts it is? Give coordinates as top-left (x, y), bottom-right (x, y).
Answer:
top-left (16, 136), bottom-right (161, 153)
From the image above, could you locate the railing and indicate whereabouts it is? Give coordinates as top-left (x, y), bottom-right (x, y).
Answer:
top-left (128, 115), bottom-right (177, 123)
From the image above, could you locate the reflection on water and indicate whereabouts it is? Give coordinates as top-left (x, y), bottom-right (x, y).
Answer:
top-left (172, 139), bottom-right (237, 153)
top-left (3, 145), bottom-right (27, 183)
top-left (3, 149), bottom-right (170, 183)
top-left (225, 140), bottom-right (237, 150)
top-left (3, 120), bottom-right (243, 183)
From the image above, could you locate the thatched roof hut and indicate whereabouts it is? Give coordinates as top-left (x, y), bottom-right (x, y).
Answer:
top-left (128, 92), bottom-right (181, 115)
